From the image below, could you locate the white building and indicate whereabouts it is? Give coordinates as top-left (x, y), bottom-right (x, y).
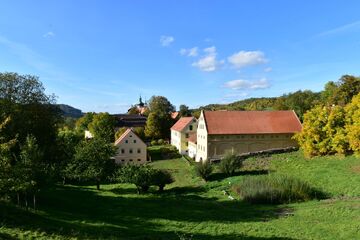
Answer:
top-left (170, 117), bottom-right (197, 154)
top-left (114, 128), bottom-right (148, 165)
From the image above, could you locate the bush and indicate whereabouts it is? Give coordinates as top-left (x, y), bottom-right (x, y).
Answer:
top-left (195, 160), bottom-right (213, 181)
top-left (150, 140), bottom-right (158, 146)
top-left (157, 139), bottom-right (165, 145)
top-left (219, 153), bottom-right (242, 176)
top-left (114, 165), bottom-right (155, 194)
top-left (234, 175), bottom-right (323, 204)
top-left (151, 170), bottom-right (174, 192)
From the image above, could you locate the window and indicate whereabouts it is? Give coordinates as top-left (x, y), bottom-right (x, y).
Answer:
top-left (137, 159), bottom-right (141, 161)
top-left (133, 140), bottom-right (137, 143)
top-left (129, 149), bottom-right (133, 154)
top-left (186, 133), bottom-right (189, 138)
top-left (129, 159), bottom-right (133, 162)
top-left (130, 135), bottom-right (133, 137)
top-left (121, 149), bottom-right (125, 154)
top-left (121, 159), bottom-right (125, 162)
top-left (125, 140), bottom-right (128, 143)
top-left (189, 125), bottom-right (193, 131)
top-left (137, 149), bottom-right (141, 153)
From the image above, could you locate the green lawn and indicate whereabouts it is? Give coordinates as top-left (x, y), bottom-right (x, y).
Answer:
top-left (1, 151), bottom-right (360, 239)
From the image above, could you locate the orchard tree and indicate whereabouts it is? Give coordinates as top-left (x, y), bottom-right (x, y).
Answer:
top-left (345, 93), bottom-right (360, 155)
top-left (68, 139), bottom-right (116, 190)
top-left (88, 112), bottom-right (116, 143)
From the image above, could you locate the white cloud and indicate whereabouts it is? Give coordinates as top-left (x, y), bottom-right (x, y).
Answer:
top-left (264, 67), bottom-right (272, 72)
top-left (160, 35), bottom-right (174, 46)
top-left (224, 78), bottom-right (270, 90)
top-left (192, 46), bottom-right (224, 72)
top-left (180, 47), bottom-right (198, 57)
top-left (43, 31), bottom-right (55, 38)
top-left (228, 50), bottom-right (267, 69)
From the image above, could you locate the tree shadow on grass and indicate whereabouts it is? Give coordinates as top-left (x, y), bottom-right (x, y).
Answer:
top-left (0, 185), bottom-right (297, 239)
top-left (208, 170), bottom-right (270, 182)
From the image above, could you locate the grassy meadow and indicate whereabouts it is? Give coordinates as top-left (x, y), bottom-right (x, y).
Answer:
top-left (1, 151), bottom-right (360, 239)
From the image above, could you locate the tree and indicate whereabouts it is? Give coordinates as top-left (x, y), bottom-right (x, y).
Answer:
top-left (345, 93), bottom-right (360, 155)
top-left (88, 113), bottom-right (116, 143)
top-left (273, 90), bottom-right (321, 121)
top-left (114, 165), bottom-right (155, 194)
top-left (68, 139), bottom-right (116, 190)
top-left (219, 153), bottom-right (243, 176)
top-left (145, 96), bottom-right (175, 140)
top-left (76, 112), bottom-right (95, 133)
top-left (115, 127), bottom-right (127, 140)
top-left (56, 129), bottom-right (83, 184)
top-left (321, 81), bottom-right (338, 105)
top-left (0, 72), bottom-right (61, 163)
top-left (151, 170), bottom-right (174, 192)
top-left (294, 105), bottom-right (347, 157)
top-left (195, 160), bottom-right (213, 181)
top-left (0, 117), bottom-right (16, 198)
top-left (127, 106), bottom-right (140, 115)
top-left (336, 75), bottom-right (360, 106)
top-left (179, 104), bottom-right (191, 117)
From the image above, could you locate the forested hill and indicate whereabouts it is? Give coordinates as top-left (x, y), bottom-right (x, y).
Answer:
top-left (57, 104), bottom-right (83, 118)
top-left (199, 97), bottom-right (279, 111)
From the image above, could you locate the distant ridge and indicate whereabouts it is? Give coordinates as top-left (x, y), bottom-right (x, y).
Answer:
top-left (57, 104), bottom-right (84, 118)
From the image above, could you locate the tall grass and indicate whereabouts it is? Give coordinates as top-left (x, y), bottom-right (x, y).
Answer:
top-left (234, 174), bottom-right (325, 204)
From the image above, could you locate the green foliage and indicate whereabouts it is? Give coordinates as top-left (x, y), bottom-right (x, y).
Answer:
top-left (273, 90), bottom-right (321, 121)
top-left (67, 139), bottom-right (116, 189)
top-left (0, 72), bottom-right (61, 163)
top-left (234, 175), bottom-right (323, 204)
top-left (88, 112), bottom-right (116, 143)
top-left (114, 165), bottom-right (155, 193)
top-left (321, 75), bottom-right (360, 106)
top-left (150, 169), bottom-right (174, 192)
top-left (345, 93), bottom-right (360, 155)
top-left (145, 96), bottom-right (175, 139)
top-left (148, 145), bottom-right (181, 160)
top-left (219, 153), bottom-right (243, 176)
top-left (114, 127), bottom-right (127, 140)
top-left (195, 160), bottom-right (213, 181)
top-left (179, 104), bottom-right (191, 117)
top-left (55, 129), bottom-right (83, 183)
top-left (157, 139), bottom-right (165, 145)
top-left (75, 112), bottom-right (95, 133)
top-left (150, 139), bottom-right (158, 146)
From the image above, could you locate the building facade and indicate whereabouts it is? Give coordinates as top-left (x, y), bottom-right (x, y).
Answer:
top-left (195, 110), bottom-right (302, 162)
top-left (170, 117), bottom-right (197, 154)
top-left (114, 128), bottom-right (148, 165)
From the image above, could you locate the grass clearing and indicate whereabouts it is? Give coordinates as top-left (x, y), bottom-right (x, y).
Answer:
top-left (1, 151), bottom-right (360, 239)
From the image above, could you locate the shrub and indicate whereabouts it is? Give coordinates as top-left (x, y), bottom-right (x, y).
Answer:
top-left (234, 175), bottom-right (323, 204)
top-left (195, 160), bottom-right (213, 181)
top-left (150, 140), bottom-right (158, 146)
top-left (151, 170), bottom-right (174, 192)
top-left (114, 165), bottom-right (155, 194)
top-left (157, 139), bottom-right (165, 145)
top-left (219, 153), bottom-right (243, 176)
top-left (161, 145), bottom-right (181, 159)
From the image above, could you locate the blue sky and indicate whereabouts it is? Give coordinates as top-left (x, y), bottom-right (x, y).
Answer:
top-left (1, 1), bottom-right (360, 113)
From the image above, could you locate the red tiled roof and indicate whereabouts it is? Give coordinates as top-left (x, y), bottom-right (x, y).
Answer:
top-left (171, 117), bottom-right (195, 132)
top-left (204, 110), bottom-right (302, 135)
top-left (188, 132), bottom-right (197, 143)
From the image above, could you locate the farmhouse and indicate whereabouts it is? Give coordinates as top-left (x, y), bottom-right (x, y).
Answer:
top-left (171, 117), bottom-right (197, 154)
top-left (114, 128), bottom-right (148, 164)
top-left (195, 110), bottom-right (302, 162)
